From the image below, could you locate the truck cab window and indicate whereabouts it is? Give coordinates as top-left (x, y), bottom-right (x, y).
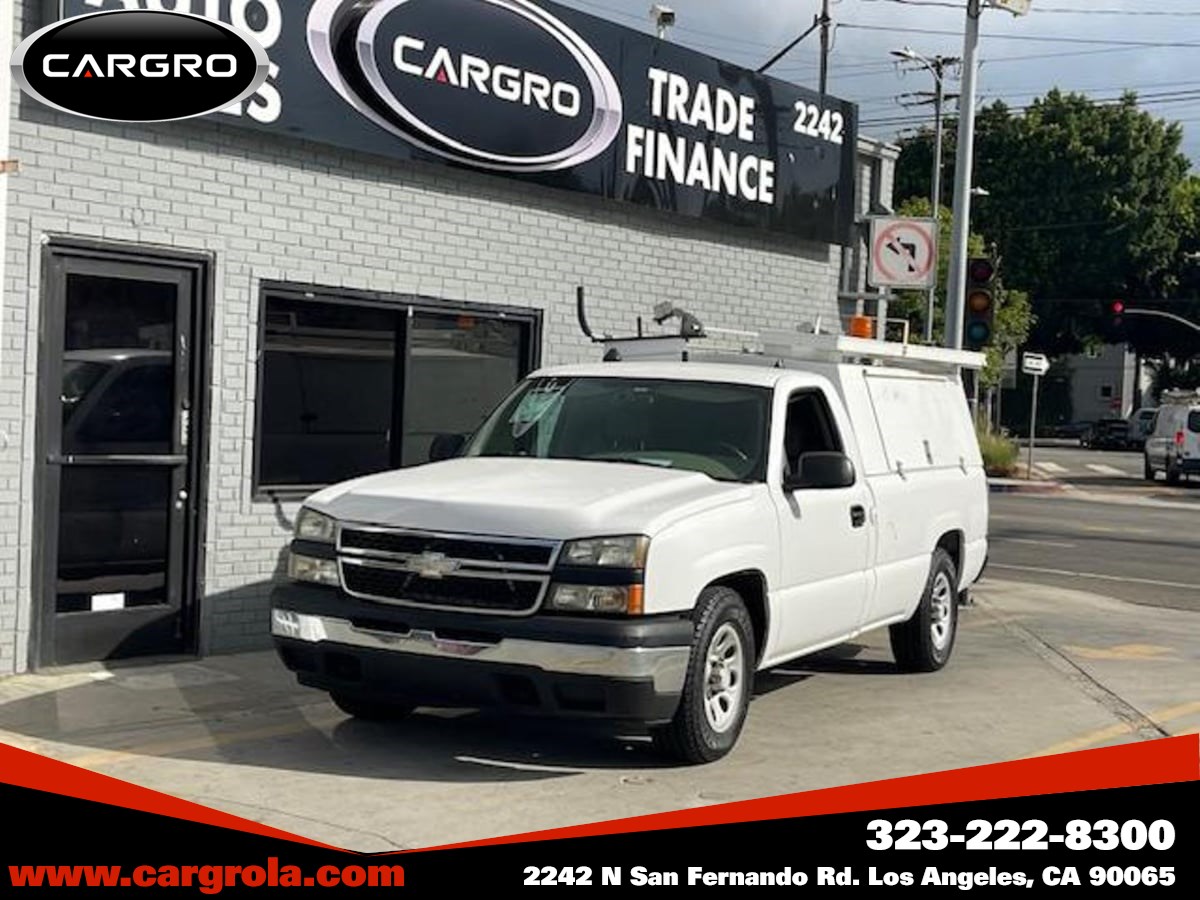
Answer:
top-left (783, 391), bottom-right (843, 477)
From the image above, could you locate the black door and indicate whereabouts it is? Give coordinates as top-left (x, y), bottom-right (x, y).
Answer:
top-left (38, 253), bottom-right (203, 665)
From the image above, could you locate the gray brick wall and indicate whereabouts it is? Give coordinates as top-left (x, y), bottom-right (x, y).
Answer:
top-left (0, 2), bottom-right (892, 672)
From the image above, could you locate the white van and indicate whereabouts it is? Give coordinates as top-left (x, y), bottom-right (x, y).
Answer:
top-left (1144, 391), bottom-right (1200, 483)
top-left (271, 320), bottom-right (989, 763)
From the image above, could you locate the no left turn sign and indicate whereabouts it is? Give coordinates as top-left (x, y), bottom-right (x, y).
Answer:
top-left (868, 217), bottom-right (938, 289)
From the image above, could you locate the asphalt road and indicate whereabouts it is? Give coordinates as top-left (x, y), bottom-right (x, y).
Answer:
top-left (990, 491), bottom-right (1200, 611)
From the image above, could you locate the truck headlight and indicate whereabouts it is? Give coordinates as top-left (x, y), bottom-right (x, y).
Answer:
top-left (295, 507), bottom-right (336, 543)
top-left (548, 584), bottom-right (644, 615)
top-left (287, 552), bottom-right (340, 587)
top-left (561, 535), bottom-right (649, 568)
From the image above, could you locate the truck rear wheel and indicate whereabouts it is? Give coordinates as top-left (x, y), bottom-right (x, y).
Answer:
top-left (890, 549), bottom-right (958, 673)
top-left (330, 692), bottom-right (415, 722)
top-left (652, 586), bottom-right (755, 765)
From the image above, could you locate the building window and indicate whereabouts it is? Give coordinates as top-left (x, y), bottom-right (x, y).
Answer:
top-left (256, 287), bottom-right (538, 493)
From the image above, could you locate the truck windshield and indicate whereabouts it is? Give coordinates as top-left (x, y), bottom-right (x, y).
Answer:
top-left (464, 377), bottom-right (772, 483)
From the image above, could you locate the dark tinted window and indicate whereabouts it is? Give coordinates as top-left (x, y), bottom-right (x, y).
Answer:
top-left (1189, 411), bottom-right (1200, 433)
top-left (67, 361), bottom-right (174, 454)
top-left (403, 312), bottom-right (525, 465)
top-left (259, 298), bottom-right (398, 488)
top-left (257, 293), bottom-right (533, 490)
top-left (783, 391), bottom-right (843, 477)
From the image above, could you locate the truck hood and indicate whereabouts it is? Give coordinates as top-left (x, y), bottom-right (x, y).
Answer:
top-left (306, 457), bottom-right (755, 540)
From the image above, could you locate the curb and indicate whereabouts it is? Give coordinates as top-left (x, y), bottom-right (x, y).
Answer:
top-left (988, 479), bottom-right (1067, 494)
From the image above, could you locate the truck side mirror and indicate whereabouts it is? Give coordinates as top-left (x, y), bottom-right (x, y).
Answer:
top-left (784, 452), bottom-right (856, 491)
top-left (429, 433), bottom-right (467, 463)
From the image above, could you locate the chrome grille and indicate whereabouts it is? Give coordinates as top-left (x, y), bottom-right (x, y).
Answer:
top-left (335, 525), bottom-right (558, 616)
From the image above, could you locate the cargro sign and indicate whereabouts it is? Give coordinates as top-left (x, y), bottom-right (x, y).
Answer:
top-left (13, 10), bottom-right (270, 122)
top-left (42, 0), bottom-right (859, 243)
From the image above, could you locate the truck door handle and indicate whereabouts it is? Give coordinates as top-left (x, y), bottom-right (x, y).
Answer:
top-left (850, 505), bottom-right (866, 528)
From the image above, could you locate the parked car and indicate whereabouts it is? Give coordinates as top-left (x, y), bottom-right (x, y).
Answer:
top-left (1144, 392), bottom-right (1200, 483)
top-left (1129, 407), bottom-right (1158, 448)
top-left (1044, 421), bottom-right (1093, 445)
top-left (271, 332), bottom-right (989, 763)
top-left (1087, 417), bottom-right (1131, 451)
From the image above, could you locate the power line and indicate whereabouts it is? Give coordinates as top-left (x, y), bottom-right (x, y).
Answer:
top-left (861, 0), bottom-right (1200, 13)
top-left (861, 92), bottom-right (1200, 127)
top-left (839, 22), bottom-right (1200, 49)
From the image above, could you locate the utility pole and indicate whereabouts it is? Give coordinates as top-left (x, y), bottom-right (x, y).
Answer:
top-left (927, 58), bottom-right (951, 343)
top-left (819, 0), bottom-right (831, 96)
top-left (944, 0), bottom-right (982, 352)
top-left (892, 49), bottom-right (959, 343)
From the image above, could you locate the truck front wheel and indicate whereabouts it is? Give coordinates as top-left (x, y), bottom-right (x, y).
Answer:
top-left (890, 548), bottom-right (958, 673)
top-left (652, 586), bottom-right (755, 765)
top-left (330, 692), bottom-right (415, 722)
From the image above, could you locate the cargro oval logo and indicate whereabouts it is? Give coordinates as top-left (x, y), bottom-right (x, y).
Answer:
top-left (11, 10), bottom-right (270, 123)
top-left (307, 0), bottom-right (624, 173)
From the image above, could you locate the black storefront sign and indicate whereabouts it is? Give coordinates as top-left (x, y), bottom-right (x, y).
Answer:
top-left (51, 0), bottom-right (858, 244)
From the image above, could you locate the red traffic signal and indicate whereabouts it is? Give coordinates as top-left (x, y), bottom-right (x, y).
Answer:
top-left (968, 258), bottom-right (996, 284)
top-left (1111, 300), bottom-right (1125, 315)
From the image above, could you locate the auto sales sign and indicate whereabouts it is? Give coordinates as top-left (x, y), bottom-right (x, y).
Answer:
top-left (38, 0), bottom-right (858, 243)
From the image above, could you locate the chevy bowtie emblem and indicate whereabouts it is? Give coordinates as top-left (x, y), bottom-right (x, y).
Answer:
top-left (409, 551), bottom-right (460, 580)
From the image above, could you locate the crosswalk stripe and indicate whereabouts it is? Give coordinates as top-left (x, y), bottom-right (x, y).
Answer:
top-left (1034, 461), bottom-right (1068, 474)
top-left (1085, 463), bottom-right (1130, 477)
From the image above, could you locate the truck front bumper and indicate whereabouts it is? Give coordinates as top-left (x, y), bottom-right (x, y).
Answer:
top-left (270, 584), bottom-right (692, 724)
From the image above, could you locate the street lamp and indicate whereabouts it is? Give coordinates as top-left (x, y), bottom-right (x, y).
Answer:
top-left (891, 46), bottom-right (960, 343)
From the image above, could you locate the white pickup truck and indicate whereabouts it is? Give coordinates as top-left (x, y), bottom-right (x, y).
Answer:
top-left (272, 329), bottom-right (989, 763)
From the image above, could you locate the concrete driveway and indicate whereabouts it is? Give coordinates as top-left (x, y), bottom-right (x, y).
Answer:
top-left (0, 579), bottom-right (1197, 851)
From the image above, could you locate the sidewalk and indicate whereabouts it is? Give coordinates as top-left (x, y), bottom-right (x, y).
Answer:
top-left (0, 579), bottom-right (1195, 850)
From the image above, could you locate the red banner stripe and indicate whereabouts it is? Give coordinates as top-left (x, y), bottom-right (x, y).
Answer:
top-left (0, 742), bottom-right (331, 849)
top-left (3, 735), bottom-right (1196, 853)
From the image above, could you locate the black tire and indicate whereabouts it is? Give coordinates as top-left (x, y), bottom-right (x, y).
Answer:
top-left (1144, 455), bottom-right (1156, 482)
top-left (330, 692), bottom-right (415, 722)
top-left (890, 548), bottom-right (959, 673)
top-left (1166, 459), bottom-right (1182, 485)
top-left (652, 586), bottom-right (755, 765)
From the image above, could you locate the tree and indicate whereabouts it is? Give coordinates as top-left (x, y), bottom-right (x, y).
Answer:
top-left (895, 91), bottom-right (1192, 357)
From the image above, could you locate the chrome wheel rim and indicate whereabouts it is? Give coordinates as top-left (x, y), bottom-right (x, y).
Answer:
top-left (930, 571), bottom-right (954, 651)
top-left (703, 623), bottom-right (745, 734)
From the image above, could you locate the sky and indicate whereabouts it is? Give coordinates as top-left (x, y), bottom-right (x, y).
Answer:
top-left (553, 0), bottom-right (1200, 166)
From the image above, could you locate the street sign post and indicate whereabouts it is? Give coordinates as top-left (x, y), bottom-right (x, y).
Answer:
top-left (868, 217), bottom-right (938, 290)
top-left (1022, 353), bottom-right (1049, 478)
top-left (1021, 352), bottom-right (1049, 376)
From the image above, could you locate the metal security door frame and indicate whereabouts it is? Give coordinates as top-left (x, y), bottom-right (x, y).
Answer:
top-left (31, 239), bottom-right (213, 669)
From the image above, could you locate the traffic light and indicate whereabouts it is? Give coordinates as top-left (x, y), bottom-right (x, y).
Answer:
top-left (963, 257), bottom-right (997, 350)
top-left (1104, 300), bottom-right (1127, 341)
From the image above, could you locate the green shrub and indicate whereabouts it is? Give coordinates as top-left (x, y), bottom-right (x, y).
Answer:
top-left (977, 429), bottom-right (1019, 477)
